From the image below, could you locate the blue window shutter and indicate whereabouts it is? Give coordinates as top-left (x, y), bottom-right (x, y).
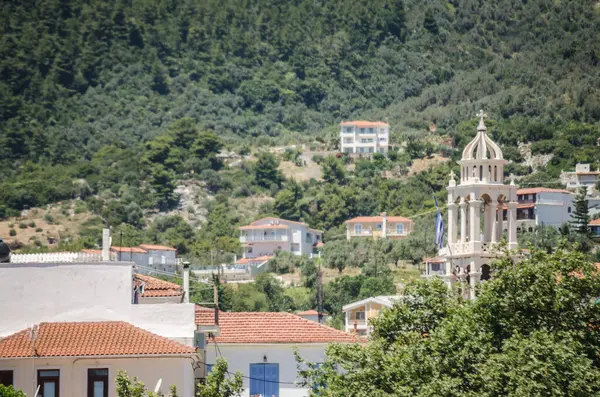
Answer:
top-left (249, 363), bottom-right (265, 396)
top-left (264, 363), bottom-right (279, 397)
top-left (206, 364), bottom-right (213, 374)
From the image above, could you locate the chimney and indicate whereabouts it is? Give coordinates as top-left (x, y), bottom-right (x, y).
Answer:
top-left (183, 261), bottom-right (190, 304)
top-left (381, 212), bottom-right (387, 239)
top-left (102, 228), bottom-right (111, 261)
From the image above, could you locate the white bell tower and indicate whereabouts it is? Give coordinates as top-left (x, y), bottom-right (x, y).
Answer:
top-left (442, 110), bottom-right (518, 299)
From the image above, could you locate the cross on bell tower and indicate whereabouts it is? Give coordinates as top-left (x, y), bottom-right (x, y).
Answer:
top-left (441, 110), bottom-right (518, 299)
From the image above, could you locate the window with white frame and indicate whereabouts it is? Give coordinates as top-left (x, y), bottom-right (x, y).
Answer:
top-left (354, 224), bottom-right (363, 235)
top-left (376, 223), bottom-right (382, 230)
top-left (396, 223), bottom-right (404, 234)
top-left (355, 311), bottom-right (365, 320)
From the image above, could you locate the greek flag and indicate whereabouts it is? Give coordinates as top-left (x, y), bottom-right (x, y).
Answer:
top-left (434, 195), bottom-right (444, 249)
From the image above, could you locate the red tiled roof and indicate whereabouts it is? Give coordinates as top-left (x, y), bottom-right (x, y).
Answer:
top-left (502, 203), bottom-right (535, 210)
top-left (249, 217), bottom-right (309, 227)
top-left (81, 249), bottom-right (102, 254)
top-left (339, 120), bottom-right (389, 128)
top-left (0, 322), bottom-right (195, 358)
top-left (135, 274), bottom-right (182, 298)
top-left (111, 246), bottom-right (147, 254)
top-left (235, 256), bottom-right (273, 265)
top-left (239, 224), bottom-right (289, 230)
top-left (345, 216), bottom-right (413, 224)
top-left (424, 256), bottom-right (445, 264)
top-left (589, 219), bottom-right (600, 226)
top-left (195, 307), bottom-right (358, 344)
top-left (297, 310), bottom-right (319, 316)
top-left (139, 244), bottom-right (176, 251)
top-left (517, 188), bottom-right (572, 195)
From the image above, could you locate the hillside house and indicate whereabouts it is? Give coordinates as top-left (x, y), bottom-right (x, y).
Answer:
top-left (239, 217), bottom-right (322, 259)
top-left (196, 307), bottom-right (357, 397)
top-left (345, 213), bottom-right (413, 241)
top-left (87, 244), bottom-right (179, 274)
top-left (503, 188), bottom-right (574, 231)
top-left (342, 296), bottom-right (400, 336)
top-left (560, 163), bottom-right (600, 195)
top-left (339, 120), bottom-right (389, 155)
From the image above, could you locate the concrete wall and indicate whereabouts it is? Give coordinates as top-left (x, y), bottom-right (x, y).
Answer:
top-left (0, 262), bottom-right (195, 345)
top-left (206, 344), bottom-right (328, 397)
top-left (0, 356), bottom-right (195, 397)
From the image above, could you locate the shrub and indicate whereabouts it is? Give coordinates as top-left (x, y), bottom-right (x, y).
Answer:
top-left (18, 222), bottom-right (27, 229)
top-left (28, 221), bottom-right (36, 228)
top-left (7, 223), bottom-right (13, 228)
top-left (9, 229), bottom-right (16, 236)
top-left (44, 214), bottom-right (55, 224)
top-left (35, 227), bottom-right (43, 232)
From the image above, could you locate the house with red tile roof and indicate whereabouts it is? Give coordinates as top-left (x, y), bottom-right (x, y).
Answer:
top-left (135, 274), bottom-right (183, 304)
top-left (339, 120), bottom-right (389, 156)
top-left (238, 217), bottom-right (322, 262)
top-left (502, 188), bottom-right (575, 232)
top-left (0, 259), bottom-right (207, 395)
top-left (0, 321), bottom-right (198, 395)
top-left (195, 306), bottom-right (357, 397)
top-left (345, 212), bottom-right (414, 241)
top-left (560, 163), bottom-right (600, 195)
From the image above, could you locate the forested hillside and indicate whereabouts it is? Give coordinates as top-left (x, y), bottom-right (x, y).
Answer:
top-left (1, 0), bottom-right (599, 220)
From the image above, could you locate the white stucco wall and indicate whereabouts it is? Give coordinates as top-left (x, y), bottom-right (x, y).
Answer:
top-left (206, 344), bottom-right (328, 397)
top-left (0, 262), bottom-right (195, 345)
top-left (0, 356), bottom-right (195, 397)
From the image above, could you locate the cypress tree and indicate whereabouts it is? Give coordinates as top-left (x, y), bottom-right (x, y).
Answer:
top-left (570, 187), bottom-right (590, 235)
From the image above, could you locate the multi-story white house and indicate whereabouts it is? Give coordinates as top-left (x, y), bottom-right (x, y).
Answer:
top-left (339, 120), bottom-right (389, 155)
top-left (560, 163), bottom-right (600, 195)
top-left (505, 188), bottom-right (574, 232)
top-left (238, 217), bottom-right (322, 259)
top-left (345, 213), bottom-right (413, 241)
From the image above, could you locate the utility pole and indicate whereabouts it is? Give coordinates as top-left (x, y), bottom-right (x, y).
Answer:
top-left (212, 273), bottom-right (219, 326)
top-left (316, 261), bottom-right (323, 324)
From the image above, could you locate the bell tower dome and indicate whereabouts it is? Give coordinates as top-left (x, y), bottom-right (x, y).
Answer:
top-left (441, 110), bottom-right (518, 299)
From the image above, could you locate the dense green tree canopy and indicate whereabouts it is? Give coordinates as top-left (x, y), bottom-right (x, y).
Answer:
top-left (299, 247), bottom-right (600, 396)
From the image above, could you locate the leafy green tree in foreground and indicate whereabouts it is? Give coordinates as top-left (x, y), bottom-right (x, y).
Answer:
top-left (0, 385), bottom-right (26, 397)
top-left (115, 370), bottom-right (178, 397)
top-left (298, 245), bottom-right (600, 396)
top-left (197, 358), bottom-right (243, 397)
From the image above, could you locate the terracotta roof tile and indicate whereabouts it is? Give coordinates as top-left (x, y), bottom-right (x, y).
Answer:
top-left (135, 274), bottom-right (182, 298)
top-left (111, 246), bottom-right (147, 253)
top-left (297, 310), bottom-right (319, 316)
top-left (589, 219), bottom-right (600, 226)
top-left (195, 307), bottom-right (358, 344)
top-left (0, 322), bottom-right (195, 358)
top-left (235, 256), bottom-right (273, 265)
top-left (517, 188), bottom-right (572, 195)
top-left (81, 249), bottom-right (102, 254)
top-left (139, 244), bottom-right (177, 251)
top-left (345, 216), bottom-right (413, 224)
top-left (339, 120), bottom-right (389, 128)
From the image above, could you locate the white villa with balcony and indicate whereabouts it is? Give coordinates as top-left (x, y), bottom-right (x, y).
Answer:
top-left (503, 188), bottom-right (574, 232)
top-left (238, 217), bottom-right (322, 259)
top-left (560, 163), bottom-right (600, 196)
top-left (345, 213), bottom-right (413, 241)
top-left (340, 120), bottom-right (389, 155)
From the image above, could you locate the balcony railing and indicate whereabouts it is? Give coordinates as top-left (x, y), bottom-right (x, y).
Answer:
top-left (387, 230), bottom-right (408, 236)
top-left (346, 319), bottom-right (367, 327)
top-left (350, 230), bottom-right (372, 236)
top-left (240, 235), bottom-right (289, 242)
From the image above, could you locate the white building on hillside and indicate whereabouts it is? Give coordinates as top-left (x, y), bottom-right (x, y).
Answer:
top-left (196, 307), bottom-right (358, 397)
top-left (560, 163), bottom-right (600, 195)
top-left (339, 120), bottom-right (389, 155)
top-left (505, 188), bottom-right (574, 231)
top-left (238, 217), bottom-right (322, 260)
top-left (435, 111), bottom-right (518, 299)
